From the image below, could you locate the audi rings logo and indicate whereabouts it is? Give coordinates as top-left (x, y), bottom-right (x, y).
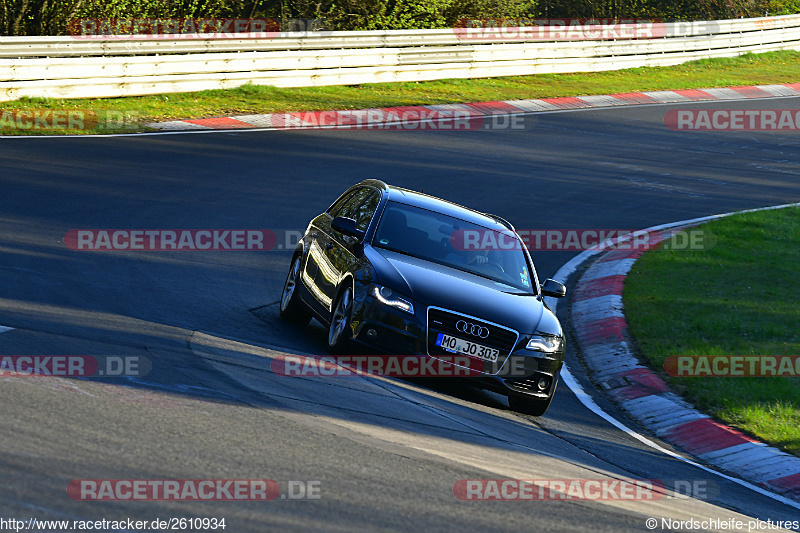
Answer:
top-left (456, 320), bottom-right (490, 338)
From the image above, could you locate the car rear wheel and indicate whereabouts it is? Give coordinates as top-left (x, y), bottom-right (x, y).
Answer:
top-left (508, 380), bottom-right (557, 416)
top-left (327, 285), bottom-right (353, 354)
top-left (279, 256), bottom-right (311, 326)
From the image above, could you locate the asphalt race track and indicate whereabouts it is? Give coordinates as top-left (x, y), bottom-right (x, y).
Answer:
top-left (2, 97), bottom-right (800, 532)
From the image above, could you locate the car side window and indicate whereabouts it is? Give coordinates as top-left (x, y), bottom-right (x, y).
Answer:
top-left (336, 188), bottom-right (371, 221)
top-left (353, 191), bottom-right (380, 231)
top-left (328, 189), bottom-right (359, 218)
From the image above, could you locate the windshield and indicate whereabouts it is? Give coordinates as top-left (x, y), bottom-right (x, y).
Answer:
top-left (372, 202), bottom-right (536, 293)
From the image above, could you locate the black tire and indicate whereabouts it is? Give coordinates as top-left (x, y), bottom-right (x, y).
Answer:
top-left (327, 284), bottom-right (353, 354)
top-left (508, 381), bottom-right (557, 417)
top-left (279, 256), bottom-right (311, 326)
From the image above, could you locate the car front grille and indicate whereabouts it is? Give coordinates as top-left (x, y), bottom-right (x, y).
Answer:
top-left (426, 307), bottom-right (518, 374)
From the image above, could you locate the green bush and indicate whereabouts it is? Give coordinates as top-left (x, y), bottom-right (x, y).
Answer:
top-left (0, 0), bottom-right (797, 35)
top-left (325, 0), bottom-right (452, 30)
top-left (536, 0), bottom-right (773, 19)
top-left (766, 0), bottom-right (800, 13)
top-left (0, 0), bottom-right (276, 35)
top-left (323, 0), bottom-right (536, 30)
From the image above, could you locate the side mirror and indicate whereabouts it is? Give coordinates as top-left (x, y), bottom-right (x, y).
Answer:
top-left (331, 216), bottom-right (365, 242)
top-left (541, 278), bottom-right (566, 298)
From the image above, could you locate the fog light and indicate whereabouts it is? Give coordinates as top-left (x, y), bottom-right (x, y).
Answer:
top-left (537, 377), bottom-right (549, 391)
top-left (366, 329), bottom-right (378, 338)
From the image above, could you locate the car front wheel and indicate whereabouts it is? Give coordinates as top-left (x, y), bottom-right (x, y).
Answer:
top-left (327, 285), bottom-right (353, 353)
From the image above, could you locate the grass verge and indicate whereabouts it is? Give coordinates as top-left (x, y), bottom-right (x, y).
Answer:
top-left (1, 50), bottom-right (800, 135)
top-left (624, 207), bottom-right (800, 456)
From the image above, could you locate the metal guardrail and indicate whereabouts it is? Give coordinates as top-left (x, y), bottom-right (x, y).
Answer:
top-left (0, 15), bottom-right (799, 101)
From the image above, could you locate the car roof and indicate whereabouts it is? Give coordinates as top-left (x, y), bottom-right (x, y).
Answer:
top-left (358, 179), bottom-right (513, 231)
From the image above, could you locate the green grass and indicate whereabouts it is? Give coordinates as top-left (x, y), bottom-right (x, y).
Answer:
top-left (1, 50), bottom-right (800, 135)
top-left (624, 207), bottom-right (800, 456)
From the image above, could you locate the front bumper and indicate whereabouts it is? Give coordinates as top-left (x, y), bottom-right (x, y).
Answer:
top-left (349, 292), bottom-right (564, 398)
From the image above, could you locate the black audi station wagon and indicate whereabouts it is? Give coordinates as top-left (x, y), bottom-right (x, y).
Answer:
top-left (279, 180), bottom-right (566, 416)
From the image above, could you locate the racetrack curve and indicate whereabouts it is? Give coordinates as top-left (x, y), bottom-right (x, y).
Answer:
top-left (1, 97), bottom-right (800, 531)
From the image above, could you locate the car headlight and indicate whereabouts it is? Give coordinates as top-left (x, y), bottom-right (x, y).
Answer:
top-left (526, 335), bottom-right (562, 354)
top-left (372, 285), bottom-right (414, 314)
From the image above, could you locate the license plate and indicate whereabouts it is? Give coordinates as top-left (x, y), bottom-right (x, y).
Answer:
top-left (435, 333), bottom-right (499, 362)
